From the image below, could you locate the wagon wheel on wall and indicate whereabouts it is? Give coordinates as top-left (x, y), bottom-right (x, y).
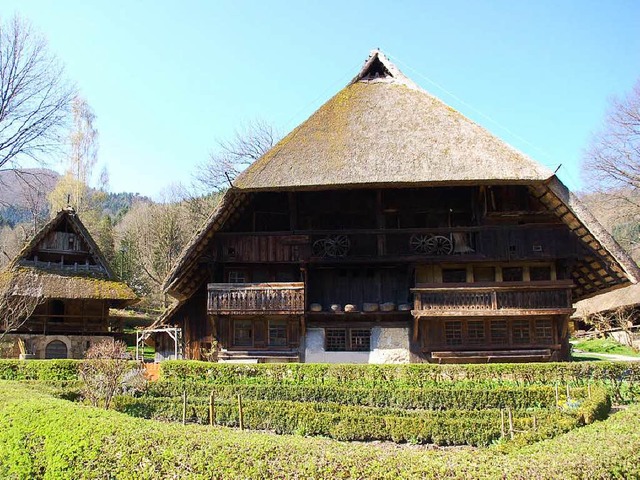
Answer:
top-left (312, 238), bottom-right (329, 256)
top-left (409, 234), bottom-right (433, 254)
top-left (325, 235), bottom-right (350, 257)
top-left (426, 235), bottom-right (454, 255)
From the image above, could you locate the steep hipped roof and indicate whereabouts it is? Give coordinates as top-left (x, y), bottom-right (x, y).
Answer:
top-left (162, 50), bottom-right (640, 306)
top-left (2, 208), bottom-right (137, 305)
top-left (234, 50), bottom-right (553, 191)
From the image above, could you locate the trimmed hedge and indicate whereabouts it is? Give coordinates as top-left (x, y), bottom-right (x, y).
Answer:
top-left (160, 360), bottom-right (640, 386)
top-left (0, 382), bottom-right (637, 479)
top-left (112, 388), bottom-right (609, 446)
top-left (160, 360), bottom-right (640, 402)
top-left (0, 359), bottom-right (80, 380)
top-left (147, 381), bottom-right (583, 410)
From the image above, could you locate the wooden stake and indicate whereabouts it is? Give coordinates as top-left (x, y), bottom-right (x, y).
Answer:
top-left (566, 383), bottom-right (570, 402)
top-left (508, 408), bottom-right (514, 440)
top-left (182, 390), bottom-right (187, 425)
top-left (209, 390), bottom-right (215, 426)
top-left (500, 409), bottom-right (505, 438)
top-left (532, 415), bottom-right (537, 430)
top-left (555, 384), bottom-right (559, 407)
top-left (237, 393), bottom-right (244, 431)
top-left (588, 383), bottom-right (591, 399)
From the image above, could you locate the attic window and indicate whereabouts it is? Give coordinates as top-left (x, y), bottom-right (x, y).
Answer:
top-left (361, 57), bottom-right (392, 80)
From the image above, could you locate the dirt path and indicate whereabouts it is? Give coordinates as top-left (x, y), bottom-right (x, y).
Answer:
top-left (572, 349), bottom-right (640, 362)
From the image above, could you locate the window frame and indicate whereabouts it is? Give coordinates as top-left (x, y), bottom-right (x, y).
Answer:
top-left (325, 328), bottom-right (372, 352)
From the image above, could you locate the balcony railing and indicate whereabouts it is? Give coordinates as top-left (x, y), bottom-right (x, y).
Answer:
top-left (208, 282), bottom-right (305, 315)
top-left (412, 281), bottom-right (573, 315)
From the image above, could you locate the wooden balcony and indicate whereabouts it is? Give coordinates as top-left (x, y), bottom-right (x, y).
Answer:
top-left (412, 281), bottom-right (574, 317)
top-left (208, 282), bottom-right (305, 315)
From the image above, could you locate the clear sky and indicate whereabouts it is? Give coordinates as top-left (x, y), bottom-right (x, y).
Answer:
top-left (3, 1), bottom-right (640, 198)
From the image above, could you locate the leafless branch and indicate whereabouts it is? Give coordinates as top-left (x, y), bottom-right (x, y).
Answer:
top-left (0, 270), bottom-right (44, 343)
top-left (0, 15), bottom-right (76, 170)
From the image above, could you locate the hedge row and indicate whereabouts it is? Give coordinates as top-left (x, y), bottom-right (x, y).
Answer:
top-left (159, 360), bottom-right (640, 387)
top-left (2, 382), bottom-right (634, 479)
top-left (148, 381), bottom-right (588, 410)
top-left (112, 395), bottom-right (589, 446)
top-left (0, 359), bottom-right (80, 380)
top-left (113, 387), bottom-right (610, 446)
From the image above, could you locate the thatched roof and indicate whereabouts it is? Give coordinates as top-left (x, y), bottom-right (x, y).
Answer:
top-left (234, 50), bottom-right (553, 191)
top-left (0, 268), bottom-right (138, 306)
top-left (2, 208), bottom-right (138, 305)
top-left (574, 283), bottom-right (640, 318)
top-left (162, 50), bottom-right (640, 307)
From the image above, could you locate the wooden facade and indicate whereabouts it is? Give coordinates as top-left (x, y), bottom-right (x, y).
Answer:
top-left (162, 51), bottom-right (639, 364)
top-left (0, 208), bottom-right (137, 359)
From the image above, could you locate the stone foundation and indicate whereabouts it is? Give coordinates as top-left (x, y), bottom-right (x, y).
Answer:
top-left (0, 334), bottom-right (114, 359)
top-left (304, 327), bottom-right (411, 364)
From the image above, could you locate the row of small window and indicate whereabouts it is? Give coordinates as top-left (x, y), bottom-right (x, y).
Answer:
top-left (233, 319), bottom-right (288, 347)
top-left (441, 265), bottom-right (552, 283)
top-left (325, 328), bottom-right (371, 352)
top-left (443, 319), bottom-right (554, 347)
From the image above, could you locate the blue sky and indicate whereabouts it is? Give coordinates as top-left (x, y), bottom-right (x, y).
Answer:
top-left (4, 1), bottom-right (640, 198)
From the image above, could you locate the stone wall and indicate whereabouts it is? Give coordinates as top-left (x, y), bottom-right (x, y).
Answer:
top-left (0, 334), bottom-right (114, 359)
top-left (304, 327), bottom-right (411, 364)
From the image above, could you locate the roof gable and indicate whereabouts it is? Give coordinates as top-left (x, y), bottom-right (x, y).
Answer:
top-left (10, 207), bottom-right (115, 279)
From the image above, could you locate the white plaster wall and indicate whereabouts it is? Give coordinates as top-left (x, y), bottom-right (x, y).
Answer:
top-left (304, 327), bottom-right (411, 364)
top-left (1, 334), bottom-right (113, 359)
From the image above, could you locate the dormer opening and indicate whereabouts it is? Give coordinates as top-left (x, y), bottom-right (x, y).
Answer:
top-left (360, 56), bottom-right (392, 81)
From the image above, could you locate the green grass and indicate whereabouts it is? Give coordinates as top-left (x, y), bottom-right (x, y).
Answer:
top-left (572, 338), bottom-right (640, 358)
top-left (0, 381), bottom-right (638, 479)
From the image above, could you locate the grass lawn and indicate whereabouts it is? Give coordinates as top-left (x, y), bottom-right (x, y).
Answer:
top-left (572, 338), bottom-right (640, 358)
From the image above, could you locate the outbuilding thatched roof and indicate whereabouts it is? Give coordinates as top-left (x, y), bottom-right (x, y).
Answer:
top-left (234, 51), bottom-right (553, 191)
top-left (574, 283), bottom-right (640, 318)
top-left (2, 207), bottom-right (137, 305)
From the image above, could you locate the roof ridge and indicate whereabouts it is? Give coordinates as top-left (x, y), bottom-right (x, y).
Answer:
top-left (349, 49), bottom-right (419, 90)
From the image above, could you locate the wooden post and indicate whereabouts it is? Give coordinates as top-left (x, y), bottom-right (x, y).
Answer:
top-left (237, 393), bottom-right (244, 431)
top-left (588, 383), bottom-right (592, 399)
top-left (555, 384), bottom-right (559, 407)
top-left (532, 415), bottom-right (537, 430)
top-left (209, 390), bottom-right (215, 426)
top-left (182, 390), bottom-right (187, 425)
top-left (566, 383), bottom-right (570, 402)
top-left (508, 408), bottom-right (514, 440)
top-left (500, 409), bottom-right (505, 438)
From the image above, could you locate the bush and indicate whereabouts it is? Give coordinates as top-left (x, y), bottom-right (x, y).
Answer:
top-left (0, 382), bottom-right (636, 479)
top-left (0, 360), bottom-right (80, 380)
top-left (111, 388), bottom-right (610, 447)
top-left (147, 381), bottom-right (586, 410)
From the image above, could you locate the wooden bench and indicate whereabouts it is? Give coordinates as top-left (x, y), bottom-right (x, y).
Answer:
top-left (431, 349), bottom-right (552, 364)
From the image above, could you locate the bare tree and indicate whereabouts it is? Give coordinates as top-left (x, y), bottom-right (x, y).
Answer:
top-left (194, 119), bottom-right (276, 191)
top-left (79, 340), bottom-right (146, 409)
top-left (0, 270), bottom-right (44, 343)
top-left (0, 15), bottom-right (76, 171)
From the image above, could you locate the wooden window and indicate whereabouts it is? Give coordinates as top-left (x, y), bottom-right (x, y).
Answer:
top-left (490, 320), bottom-right (508, 344)
top-left (268, 320), bottom-right (288, 347)
top-left (350, 329), bottom-right (371, 351)
top-left (512, 320), bottom-right (531, 344)
top-left (444, 321), bottom-right (463, 346)
top-left (530, 266), bottom-right (551, 282)
top-left (228, 271), bottom-right (246, 283)
top-left (535, 319), bottom-right (554, 343)
top-left (467, 320), bottom-right (485, 345)
top-left (473, 266), bottom-right (495, 283)
top-left (233, 320), bottom-right (253, 347)
top-left (325, 329), bottom-right (347, 351)
top-left (442, 268), bottom-right (467, 283)
top-left (502, 267), bottom-right (523, 282)
top-left (325, 328), bottom-right (371, 352)
top-left (49, 300), bottom-right (65, 323)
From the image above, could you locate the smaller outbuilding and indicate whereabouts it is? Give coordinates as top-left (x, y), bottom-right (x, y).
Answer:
top-left (0, 207), bottom-right (138, 359)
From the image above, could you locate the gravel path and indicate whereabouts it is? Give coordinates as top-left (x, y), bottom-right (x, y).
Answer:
top-left (572, 349), bottom-right (640, 362)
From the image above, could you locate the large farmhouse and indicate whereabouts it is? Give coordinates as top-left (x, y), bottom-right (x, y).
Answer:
top-left (161, 50), bottom-right (639, 364)
top-left (0, 207), bottom-right (138, 359)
